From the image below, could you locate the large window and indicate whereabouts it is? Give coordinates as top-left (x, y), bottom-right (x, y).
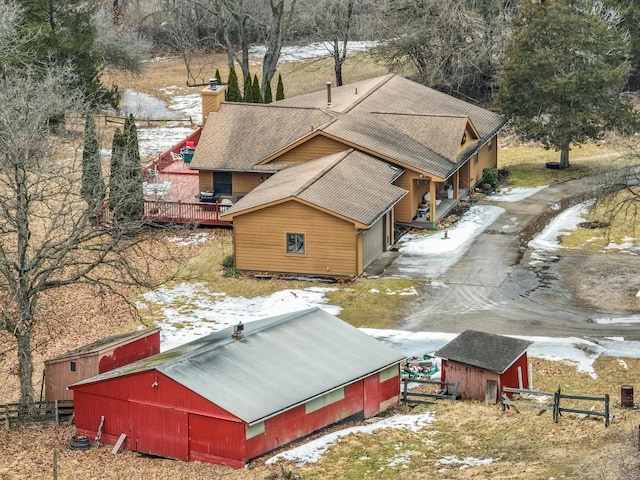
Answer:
top-left (213, 171), bottom-right (232, 196)
top-left (286, 233), bottom-right (305, 254)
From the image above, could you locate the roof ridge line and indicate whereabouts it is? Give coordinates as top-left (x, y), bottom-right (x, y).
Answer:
top-left (341, 74), bottom-right (395, 114)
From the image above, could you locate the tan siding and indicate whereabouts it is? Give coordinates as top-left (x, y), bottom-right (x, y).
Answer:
top-left (234, 202), bottom-right (359, 276)
top-left (393, 172), bottom-right (429, 223)
top-left (268, 136), bottom-right (349, 165)
top-left (45, 355), bottom-right (99, 401)
top-left (198, 172), bottom-right (213, 192)
top-left (469, 137), bottom-right (498, 188)
top-left (233, 172), bottom-right (269, 197)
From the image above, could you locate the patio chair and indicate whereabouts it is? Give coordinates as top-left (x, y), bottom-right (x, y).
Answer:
top-left (170, 151), bottom-right (183, 162)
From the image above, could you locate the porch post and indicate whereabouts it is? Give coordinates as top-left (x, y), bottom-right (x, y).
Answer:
top-left (429, 182), bottom-right (437, 223)
top-left (453, 171), bottom-right (459, 199)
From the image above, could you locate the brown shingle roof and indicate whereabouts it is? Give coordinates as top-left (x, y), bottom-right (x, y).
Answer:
top-left (193, 74), bottom-right (506, 179)
top-left (434, 330), bottom-right (533, 374)
top-left (221, 150), bottom-right (407, 226)
top-left (191, 103), bottom-right (335, 171)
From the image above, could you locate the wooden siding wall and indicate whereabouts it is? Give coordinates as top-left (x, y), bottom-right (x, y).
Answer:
top-left (198, 171), bottom-right (213, 192)
top-left (200, 86), bottom-right (226, 126)
top-left (443, 361), bottom-right (501, 401)
top-left (393, 171), bottom-right (429, 223)
top-left (45, 354), bottom-right (99, 401)
top-left (267, 135), bottom-right (348, 165)
top-left (232, 172), bottom-right (268, 199)
top-left (97, 333), bottom-right (161, 374)
top-left (233, 201), bottom-right (359, 276)
top-left (468, 137), bottom-right (498, 188)
top-left (500, 354), bottom-right (530, 393)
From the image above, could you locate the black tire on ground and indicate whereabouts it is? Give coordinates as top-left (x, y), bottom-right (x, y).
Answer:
top-left (69, 435), bottom-right (91, 450)
top-left (546, 162), bottom-right (561, 169)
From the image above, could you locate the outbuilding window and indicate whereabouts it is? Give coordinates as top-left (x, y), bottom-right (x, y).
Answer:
top-left (286, 233), bottom-right (305, 254)
top-left (70, 361), bottom-right (76, 372)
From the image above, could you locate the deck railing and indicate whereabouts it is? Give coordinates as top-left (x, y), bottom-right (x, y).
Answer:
top-left (143, 200), bottom-right (231, 226)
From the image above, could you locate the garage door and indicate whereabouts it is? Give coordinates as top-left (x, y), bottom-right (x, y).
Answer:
top-left (362, 218), bottom-right (384, 268)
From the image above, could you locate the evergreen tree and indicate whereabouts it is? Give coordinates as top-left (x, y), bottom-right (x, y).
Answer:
top-left (122, 114), bottom-right (143, 221)
top-left (81, 114), bottom-right (105, 216)
top-left (243, 72), bottom-right (253, 102)
top-left (226, 66), bottom-right (242, 102)
top-left (17, 0), bottom-right (118, 109)
top-left (496, 0), bottom-right (636, 169)
top-left (264, 79), bottom-right (273, 104)
top-left (252, 74), bottom-right (263, 103)
top-left (215, 69), bottom-right (222, 87)
top-left (276, 73), bottom-right (285, 101)
top-left (109, 127), bottom-right (126, 219)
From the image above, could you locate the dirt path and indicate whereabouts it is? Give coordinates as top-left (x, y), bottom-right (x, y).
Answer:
top-left (393, 176), bottom-right (640, 338)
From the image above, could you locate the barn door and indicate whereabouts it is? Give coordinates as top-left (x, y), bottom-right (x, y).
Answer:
top-left (129, 403), bottom-right (189, 460)
top-left (363, 375), bottom-right (381, 418)
top-left (485, 380), bottom-right (498, 404)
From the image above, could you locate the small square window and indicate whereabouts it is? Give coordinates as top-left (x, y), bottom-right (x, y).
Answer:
top-left (286, 233), bottom-right (305, 254)
top-left (70, 361), bottom-right (76, 372)
top-left (474, 153), bottom-right (479, 164)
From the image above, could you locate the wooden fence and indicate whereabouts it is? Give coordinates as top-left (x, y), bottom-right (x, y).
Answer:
top-left (401, 378), bottom-right (460, 406)
top-left (2, 400), bottom-right (74, 430)
top-left (501, 386), bottom-right (611, 427)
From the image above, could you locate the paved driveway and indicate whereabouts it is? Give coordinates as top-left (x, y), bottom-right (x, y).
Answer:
top-left (378, 177), bottom-right (640, 338)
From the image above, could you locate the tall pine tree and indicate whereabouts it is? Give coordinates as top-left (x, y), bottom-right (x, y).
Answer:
top-left (122, 114), bottom-right (143, 221)
top-left (109, 127), bottom-right (126, 219)
top-left (81, 114), bottom-right (105, 217)
top-left (252, 74), bottom-right (263, 103)
top-left (243, 72), bottom-right (253, 102)
top-left (226, 66), bottom-right (242, 102)
top-left (276, 73), bottom-right (285, 101)
top-left (264, 79), bottom-right (273, 104)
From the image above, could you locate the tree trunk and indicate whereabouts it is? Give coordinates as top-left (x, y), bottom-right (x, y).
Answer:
top-left (559, 147), bottom-right (570, 169)
top-left (17, 331), bottom-right (34, 404)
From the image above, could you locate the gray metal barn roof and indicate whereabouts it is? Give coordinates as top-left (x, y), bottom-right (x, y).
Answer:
top-left (434, 330), bottom-right (532, 374)
top-left (72, 308), bottom-right (405, 424)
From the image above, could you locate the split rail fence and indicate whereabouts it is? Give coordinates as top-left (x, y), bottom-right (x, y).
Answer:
top-left (501, 386), bottom-right (610, 427)
top-left (401, 378), bottom-right (460, 406)
top-left (2, 400), bottom-right (74, 430)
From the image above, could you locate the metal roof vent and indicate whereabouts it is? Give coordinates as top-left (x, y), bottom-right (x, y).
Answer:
top-left (326, 81), bottom-right (332, 108)
top-left (232, 321), bottom-right (244, 340)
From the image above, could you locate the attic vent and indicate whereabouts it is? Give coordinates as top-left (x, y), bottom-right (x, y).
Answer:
top-left (232, 321), bottom-right (244, 340)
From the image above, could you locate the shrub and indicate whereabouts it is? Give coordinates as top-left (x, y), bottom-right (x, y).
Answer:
top-left (221, 254), bottom-right (235, 269)
top-left (482, 167), bottom-right (499, 187)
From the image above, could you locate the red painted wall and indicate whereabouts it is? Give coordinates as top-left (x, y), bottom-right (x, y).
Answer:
top-left (98, 331), bottom-right (160, 373)
top-left (72, 367), bottom-right (401, 468)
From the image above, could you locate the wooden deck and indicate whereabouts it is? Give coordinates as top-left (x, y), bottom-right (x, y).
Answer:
top-left (142, 130), bottom-right (231, 227)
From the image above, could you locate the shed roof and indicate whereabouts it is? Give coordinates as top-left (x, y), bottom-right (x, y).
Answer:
top-left (71, 308), bottom-right (405, 425)
top-left (46, 328), bottom-right (160, 363)
top-left (220, 149), bottom-right (407, 226)
top-left (434, 330), bottom-right (532, 374)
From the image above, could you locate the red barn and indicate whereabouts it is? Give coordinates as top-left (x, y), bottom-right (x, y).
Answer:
top-left (434, 330), bottom-right (532, 403)
top-left (70, 308), bottom-right (405, 468)
top-left (44, 328), bottom-right (160, 401)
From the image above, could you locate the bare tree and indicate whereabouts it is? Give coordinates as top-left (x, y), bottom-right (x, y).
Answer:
top-left (0, 4), bottom-right (174, 404)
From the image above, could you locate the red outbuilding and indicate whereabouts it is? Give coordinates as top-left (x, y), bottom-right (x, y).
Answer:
top-left (434, 330), bottom-right (532, 403)
top-left (69, 308), bottom-right (405, 468)
top-left (44, 328), bottom-right (160, 401)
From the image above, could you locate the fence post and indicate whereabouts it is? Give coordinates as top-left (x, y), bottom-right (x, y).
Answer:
top-left (604, 394), bottom-right (610, 427)
top-left (4, 405), bottom-right (8, 430)
top-left (553, 386), bottom-right (561, 424)
top-left (402, 378), bottom-right (408, 404)
top-left (55, 400), bottom-right (59, 425)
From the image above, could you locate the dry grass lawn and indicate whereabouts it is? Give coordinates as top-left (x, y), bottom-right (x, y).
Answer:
top-left (1, 53), bottom-right (639, 480)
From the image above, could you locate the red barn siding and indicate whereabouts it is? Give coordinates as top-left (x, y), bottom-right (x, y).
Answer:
top-left (98, 333), bottom-right (160, 373)
top-left (441, 354), bottom-right (530, 402)
top-left (72, 368), bottom-right (401, 468)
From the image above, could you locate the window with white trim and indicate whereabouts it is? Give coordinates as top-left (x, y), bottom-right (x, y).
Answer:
top-left (286, 233), bottom-right (305, 254)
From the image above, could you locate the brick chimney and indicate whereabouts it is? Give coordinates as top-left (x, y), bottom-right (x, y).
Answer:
top-left (200, 78), bottom-right (226, 126)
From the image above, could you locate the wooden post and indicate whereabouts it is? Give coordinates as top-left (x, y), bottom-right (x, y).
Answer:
top-left (553, 386), bottom-right (561, 424)
top-left (55, 400), bottom-right (59, 425)
top-left (95, 416), bottom-right (105, 446)
top-left (402, 379), bottom-right (408, 404)
top-left (4, 405), bottom-right (9, 430)
top-left (53, 449), bottom-right (58, 480)
top-left (604, 394), bottom-right (610, 427)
